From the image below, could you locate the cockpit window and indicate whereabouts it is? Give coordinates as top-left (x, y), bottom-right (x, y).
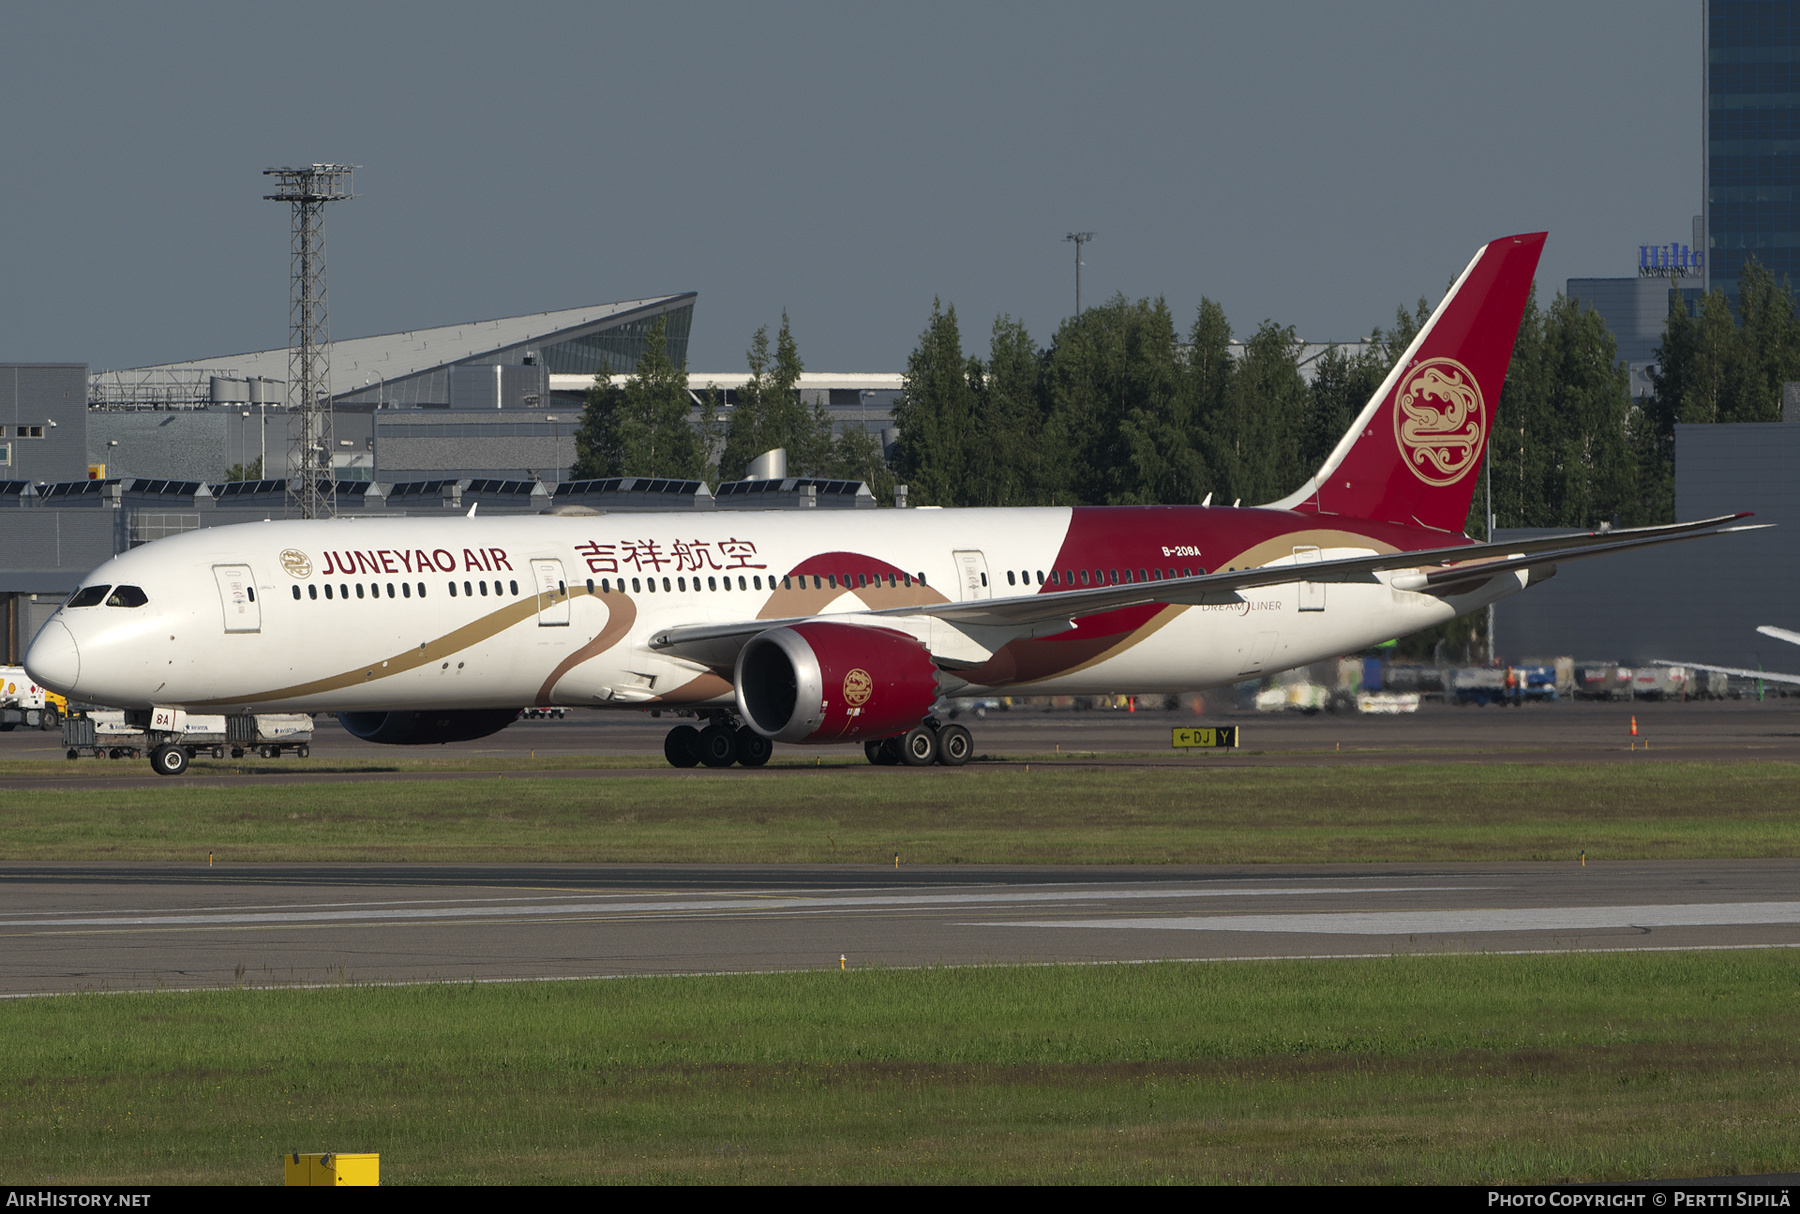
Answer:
top-left (66, 585), bottom-right (110, 608)
top-left (105, 585), bottom-right (149, 608)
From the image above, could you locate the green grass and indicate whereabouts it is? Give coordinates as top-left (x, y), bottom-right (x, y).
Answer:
top-left (1, 762), bottom-right (1797, 863)
top-left (5, 952), bottom-right (1797, 1184)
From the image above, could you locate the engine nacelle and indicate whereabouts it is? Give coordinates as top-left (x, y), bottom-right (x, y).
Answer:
top-left (337, 708), bottom-right (521, 746)
top-left (735, 622), bottom-right (940, 744)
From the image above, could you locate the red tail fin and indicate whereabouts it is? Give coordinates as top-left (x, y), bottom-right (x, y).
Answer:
top-left (1269, 232), bottom-right (1545, 532)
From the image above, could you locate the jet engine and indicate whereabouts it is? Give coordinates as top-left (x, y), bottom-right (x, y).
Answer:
top-left (735, 622), bottom-right (941, 744)
top-left (336, 708), bottom-right (522, 746)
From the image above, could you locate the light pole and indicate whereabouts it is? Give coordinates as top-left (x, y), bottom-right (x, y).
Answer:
top-left (1064, 232), bottom-right (1095, 315)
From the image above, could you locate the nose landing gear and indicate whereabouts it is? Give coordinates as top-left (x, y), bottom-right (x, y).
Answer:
top-left (149, 744), bottom-right (190, 776)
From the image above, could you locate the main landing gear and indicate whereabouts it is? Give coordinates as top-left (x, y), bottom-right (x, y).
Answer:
top-left (864, 719), bottom-right (972, 767)
top-left (663, 713), bottom-right (771, 769)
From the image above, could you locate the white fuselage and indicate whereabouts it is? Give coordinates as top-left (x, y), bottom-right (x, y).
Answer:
top-left (27, 507), bottom-right (1521, 716)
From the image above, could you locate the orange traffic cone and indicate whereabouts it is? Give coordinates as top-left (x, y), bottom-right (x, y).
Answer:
top-left (1630, 715), bottom-right (1638, 736)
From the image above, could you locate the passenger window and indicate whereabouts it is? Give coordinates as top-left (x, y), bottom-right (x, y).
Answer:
top-left (1007, 571), bottom-right (1016, 586)
top-left (325, 584), bottom-right (334, 600)
top-left (66, 586), bottom-right (110, 608)
top-left (418, 583), bottom-right (426, 598)
top-left (478, 581), bottom-right (488, 596)
top-left (918, 572), bottom-right (927, 585)
top-left (509, 580), bottom-right (518, 595)
top-left (678, 576), bottom-right (687, 592)
top-left (403, 583), bottom-right (412, 598)
top-left (356, 584), bottom-right (365, 599)
top-left (980, 572), bottom-right (988, 587)
top-left (1036, 570), bottom-right (1045, 585)
top-left (340, 584), bottom-right (348, 599)
top-left (449, 582), bottom-right (458, 597)
top-left (753, 576), bottom-right (761, 590)
top-left (291, 585), bottom-right (301, 600)
top-left (661, 577), bottom-right (671, 592)
top-left (709, 577), bottom-right (718, 591)
top-left (632, 578), bottom-right (642, 593)
top-left (308, 584), bottom-right (318, 600)
top-left (1079, 570), bottom-right (1089, 586)
top-left (586, 579), bottom-right (594, 593)
top-left (1138, 569), bottom-right (1147, 582)
top-left (106, 585), bottom-right (149, 608)
top-left (246, 587), bottom-right (256, 602)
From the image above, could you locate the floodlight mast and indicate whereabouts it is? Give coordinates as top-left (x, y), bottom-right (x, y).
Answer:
top-left (263, 164), bottom-right (356, 519)
top-left (1064, 231), bottom-right (1095, 316)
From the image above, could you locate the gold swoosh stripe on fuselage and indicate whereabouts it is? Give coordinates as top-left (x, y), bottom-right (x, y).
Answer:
top-left (534, 590), bottom-right (638, 705)
top-left (189, 586), bottom-right (593, 708)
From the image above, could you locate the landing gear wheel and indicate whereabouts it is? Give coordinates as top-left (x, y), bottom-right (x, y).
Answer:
top-left (734, 726), bottom-right (772, 767)
top-left (698, 723), bottom-right (738, 767)
top-left (150, 745), bottom-right (189, 776)
top-left (899, 726), bottom-right (937, 766)
top-left (865, 738), bottom-right (902, 766)
top-left (664, 724), bottom-right (701, 768)
top-left (937, 724), bottom-right (973, 766)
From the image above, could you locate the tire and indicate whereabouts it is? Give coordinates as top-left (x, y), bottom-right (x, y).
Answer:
top-left (297, 745), bottom-right (310, 758)
top-left (150, 745), bottom-right (189, 776)
top-left (864, 739), bottom-right (885, 765)
top-left (734, 726), bottom-right (772, 768)
top-left (39, 709), bottom-right (59, 731)
top-left (66, 749), bottom-right (79, 761)
top-left (0, 723), bottom-right (14, 732)
top-left (698, 723), bottom-right (737, 768)
top-left (664, 725), bottom-right (702, 768)
top-left (899, 726), bottom-right (937, 766)
top-left (937, 724), bottom-right (973, 766)
top-left (865, 738), bottom-right (901, 766)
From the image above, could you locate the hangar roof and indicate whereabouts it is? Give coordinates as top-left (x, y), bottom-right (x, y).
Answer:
top-left (114, 295), bottom-right (696, 384)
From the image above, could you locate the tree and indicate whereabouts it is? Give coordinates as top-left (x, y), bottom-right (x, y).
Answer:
top-left (570, 316), bottom-right (705, 479)
top-left (1213, 319), bottom-right (1309, 506)
top-left (1044, 294), bottom-right (1187, 505)
top-left (965, 315), bottom-right (1049, 506)
top-left (223, 457), bottom-right (263, 482)
top-left (892, 300), bottom-right (977, 505)
top-left (717, 313), bottom-right (835, 479)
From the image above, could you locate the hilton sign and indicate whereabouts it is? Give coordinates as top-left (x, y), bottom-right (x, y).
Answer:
top-left (1639, 241), bottom-right (1704, 279)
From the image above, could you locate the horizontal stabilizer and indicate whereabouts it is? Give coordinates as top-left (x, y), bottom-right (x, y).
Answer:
top-left (1649, 659), bottom-right (1800, 687)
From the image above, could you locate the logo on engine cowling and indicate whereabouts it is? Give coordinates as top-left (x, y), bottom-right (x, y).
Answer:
top-left (1393, 356), bottom-right (1484, 486)
top-left (279, 549), bottom-right (313, 578)
top-left (842, 668), bottom-right (874, 707)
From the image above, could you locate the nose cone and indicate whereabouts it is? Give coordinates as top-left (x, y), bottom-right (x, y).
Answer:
top-left (25, 619), bottom-right (80, 695)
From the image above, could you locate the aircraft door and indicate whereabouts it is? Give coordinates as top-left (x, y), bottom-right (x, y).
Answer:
top-left (952, 550), bottom-right (991, 601)
top-left (213, 564), bottom-right (261, 633)
top-left (1293, 546), bottom-right (1326, 611)
top-left (532, 559), bottom-right (571, 626)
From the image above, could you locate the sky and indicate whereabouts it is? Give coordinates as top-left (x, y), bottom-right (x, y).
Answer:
top-left (0, 1), bottom-right (1701, 376)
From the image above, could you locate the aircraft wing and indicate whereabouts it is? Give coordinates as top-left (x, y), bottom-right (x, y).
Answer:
top-left (1756, 625), bottom-right (1800, 647)
top-left (650, 513), bottom-right (1759, 667)
top-left (1649, 659), bottom-right (1800, 687)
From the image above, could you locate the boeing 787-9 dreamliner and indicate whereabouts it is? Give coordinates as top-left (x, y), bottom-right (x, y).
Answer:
top-left (25, 233), bottom-right (1760, 773)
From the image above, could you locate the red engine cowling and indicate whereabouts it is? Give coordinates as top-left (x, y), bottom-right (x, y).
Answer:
top-left (735, 622), bottom-right (941, 744)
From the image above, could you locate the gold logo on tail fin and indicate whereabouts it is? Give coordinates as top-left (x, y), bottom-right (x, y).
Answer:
top-left (1393, 357), bottom-right (1484, 486)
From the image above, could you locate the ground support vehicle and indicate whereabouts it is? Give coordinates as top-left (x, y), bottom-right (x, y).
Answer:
top-left (1, 665), bottom-right (66, 731)
top-left (62, 710), bottom-right (313, 773)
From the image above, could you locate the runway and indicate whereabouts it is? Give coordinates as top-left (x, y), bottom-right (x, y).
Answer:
top-left (2, 859), bottom-right (1796, 996)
